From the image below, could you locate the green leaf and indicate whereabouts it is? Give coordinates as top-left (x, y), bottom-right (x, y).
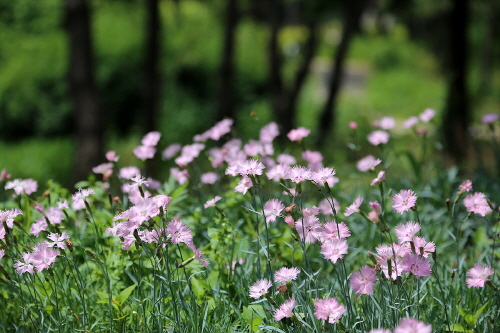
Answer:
top-left (242, 304), bottom-right (266, 331)
top-left (449, 323), bottom-right (473, 333)
top-left (474, 301), bottom-right (489, 319)
top-left (96, 291), bottom-right (109, 300)
top-left (115, 284), bottom-right (137, 304)
top-left (190, 277), bottom-right (209, 298)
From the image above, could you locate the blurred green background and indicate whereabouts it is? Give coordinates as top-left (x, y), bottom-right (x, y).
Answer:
top-left (1, 0), bottom-right (499, 187)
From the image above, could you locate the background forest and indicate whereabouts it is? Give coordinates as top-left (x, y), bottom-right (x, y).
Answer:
top-left (1, 0), bottom-right (500, 185)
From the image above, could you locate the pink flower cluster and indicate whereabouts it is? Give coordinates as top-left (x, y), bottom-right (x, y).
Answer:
top-left (5, 178), bottom-right (38, 196)
top-left (14, 240), bottom-right (65, 274)
top-left (369, 318), bottom-right (432, 333)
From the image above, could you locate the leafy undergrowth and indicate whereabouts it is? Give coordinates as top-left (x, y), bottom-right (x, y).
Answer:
top-left (1, 111), bottom-right (499, 333)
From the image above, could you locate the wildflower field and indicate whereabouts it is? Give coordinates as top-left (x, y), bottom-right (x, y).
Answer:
top-left (1, 111), bottom-right (499, 333)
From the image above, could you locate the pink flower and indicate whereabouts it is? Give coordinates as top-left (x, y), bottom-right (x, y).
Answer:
top-left (401, 253), bottom-right (431, 278)
top-left (92, 162), bottom-right (114, 175)
top-left (171, 167), bottom-right (189, 185)
top-left (321, 221), bottom-right (351, 241)
top-left (105, 150), bottom-right (120, 162)
top-left (350, 266), bottom-right (377, 295)
top-left (47, 232), bottom-right (70, 249)
top-left (463, 192), bottom-right (492, 216)
top-left (411, 236), bottom-right (436, 258)
top-left (260, 122), bottom-right (280, 143)
top-left (134, 145), bottom-right (156, 160)
top-left (367, 329), bottom-right (391, 333)
top-left (5, 179), bottom-right (38, 195)
top-left (295, 216), bottom-right (323, 243)
top-left (482, 113), bottom-right (500, 124)
top-left (319, 198), bottom-right (340, 216)
top-left (249, 278), bottom-right (272, 299)
top-left (235, 177), bottom-right (253, 194)
top-left (204, 196), bottom-right (222, 209)
top-left (0, 208), bottom-right (23, 228)
top-left (237, 159), bottom-right (265, 176)
top-left (419, 108), bottom-right (436, 123)
top-left (321, 239), bottom-right (348, 263)
top-left (244, 140), bottom-right (264, 157)
top-left (274, 267), bottom-right (300, 283)
top-left (392, 190), bottom-right (417, 214)
top-left (286, 166), bottom-right (312, 183)
top-left (349, 121), bottom-right (357, 130)
top-left (314, 298), bottom-right (345, 323)
top-left (312, 167), bottom-right (336, 185)
top-left (30, 218), bottom-right (48, 237)
top-left (0, 168), bottom-right (11, 182)
top-left (394, 318), bottom-right (432, 333)
top-left (141, 131), bottom-right (161, 146)
top-left (466, 263), bottom-right (494, 288)
top-left (357, 155), bottom-right (382, 172)
top-left (166, 220), bottom-right (193, 245)
top-left (302, 150), bottom-right (323, 164)
top-left (264, 199), bottom-right (285, 223)
top-left (370, 171), bottom-right (386, 186)
top-left (302, 206), bottom-right (320, 217)
top-left (344, 195), bottom-right (363, 216)
top-left (394, 221), bottom-right (421, 243)
top-left (162, 143), bottom-right (182, 160)
top-left (276, 154), bottom-right (296, 166)
top-left (266, 164), bottom-right (291, 181)
top-left (30, 241), bottom-right (60, 272)
top-left (274, 298), bottom-right (296, 321)
top-left (287, 127), bottom-right (310, 142)
top-left (458, 179), bottom-right (473, 193)
top-left (379, 117), bottom-right (395, 130)
top-left (131, 174), bottom-right (149, 188)
top-left (14, 253), bottom-right (35, 275)
top-left (403, 116), bottom-right (419, 128)
top-left (367, 130), bottom-right (390, 146)
top-left (119, 166), bottom-right (141, 180)
top-left (200, 172), bottom-right (219, 184)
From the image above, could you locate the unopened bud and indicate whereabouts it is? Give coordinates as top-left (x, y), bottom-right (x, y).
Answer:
top-left (276, 284), bottom-right (288, 294)
top-left (285, 204), bottom-right (296, 214)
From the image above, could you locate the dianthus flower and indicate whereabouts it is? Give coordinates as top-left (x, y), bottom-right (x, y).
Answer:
top-left (367, 329), bottom-right (391, 333)
top-left (171, 167), bottom-right (189, 185)
top-left (350, 266), bottom-right (377, 295)
top-left (378, 116), bottom-right (395, 130)
top-left (392, 189), bottom-right (417, 214)
top-left (264, 199), bottom-right (284, 223)
top-left (5, 178), bottom-right (38, 195)
top-left (276, 154), bottom-right (296, 166)
top-left (235, 176), bottom-right (253, 194)
top-left (133, 145), bottom-right (156, 160)
top-left (30, 241), bottom-right (60, 272)
top-left (166, 220), bottom-right (193, 245)
top-left (0, 208), bottom-right (23, 228)
top-left (204, 196), bottom-right (222, 209)
top-left (286, 166), bottom-right (312, 183)
top-left (458, 179), bottom-right (473, 193)
top-left (344, 195), bottom-right (363, 216)
top-left (482, 113), bottom-right (500, 124)
top-left (274, 267), bottom-right (300, 283)
top-left (312, 167), bottom-right (336, 185)
top-left (370, 171), bottom-right (386, 186)
top-left (287, 127), bottom-right (310, 142)
top-left (47, 232), bottom-right (70, 249)
top-left (141, 131), bottom-right (161, 146)
top-left (200, 172), bottom-right (219, 184)
top-left (260, 122), bottom-right (280, 143)
top-left (266, 164), bottom-right (291, 181)
top-left (403, 116), bottom-right (419, 128)
top-left (321, 221), bottom-right (351, 242)
top-left (419, 108), bottom-right (436, 123)
top-left (411, 236), bottom-right (435, 258)
top-left (394, 318), bottom-right (432, 333)
top-left (72, 188), bottom-right (95, 211)
top-left (357, 155), bottom-right (382, 172)
top-left (13, 253), bottom-right (35, 275)
top-left (319, 198), bottom-right (340, 216)
top-left (106, 150), bottom-right (120, 162)
top-left (367, 130), bottom-right (390, 146)
top-left (394, 221), bottom-right (421, 243)
top-left (401, 253), bottom-right (431, 278)
top-left (274, 298), bottom-right (296, 321)
top-left (321, 239), bottom-right (348, 264)
top-left (249, 278), bottom-right (272, 299)
top-left (463, 192), bottom-right (492, 217)
top-left (162, 143), bottom-right (182, 160)
top-left (119, 166), bottom-right (141, 180)
top-left (295, 216), bottom-right (323, 243)
top-left (237, 159), bottom-right (265, 176)
top-left (314, 298), bottom-right (345, 323)
top-left (466, 263), bottom-right (494, 288)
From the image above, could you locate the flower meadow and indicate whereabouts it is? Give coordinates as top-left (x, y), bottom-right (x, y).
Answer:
top-left (1, 112), bottom-right (500, 333)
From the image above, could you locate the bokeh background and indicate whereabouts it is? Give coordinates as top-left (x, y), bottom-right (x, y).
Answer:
top-left (1, 0), bottom-right (499, 187)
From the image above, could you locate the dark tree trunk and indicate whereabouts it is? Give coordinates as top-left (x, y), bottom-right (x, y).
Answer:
top-left (442, 0), bottom-right (469, 164)
top-left (316, 0), bottom-right (367, 146)
top-left (216, 0), bottom-right (239, 121)
top-left (143, 0), bottom-right (161, 133)
top-left (65, 0), bottom-right (103, 183)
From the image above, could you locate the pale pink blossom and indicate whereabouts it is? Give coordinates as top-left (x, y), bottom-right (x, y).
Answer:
top-left (321, 221), bottom-right (351, 241)
top-left (350, 266), bottom-right (377, 295)
top-left (357, 155), bottom-right (382, 172)
top-left (92, 162), bottom-right (114, 175)
top-left (312, 167), bottom-right (336, 185)
top-left (302, 150), bottom-right (323, 164)
top-left (235, 177), bottom-right (253, 194)
top-left (395, 221), bottom-right (421, 243)
top-left (394, 318), bottom-right (432, 333)
top-left (119, 166), bottom-right (141, 180)
top-left (276, 154), bottom-right (296, 166)
top-left (367, 329), bottom-right (391, 333)
top-left (370, 171), bottom-right (386, 186)
top-left (166, 220), bottom-right (193, 245)
top-left (0, 169), bottom-right (11, 182)
top-left (286, 166), bottom-right (312, 183)
top-left (392, 189), bottom-right (417, 214)
top-left (200, 172), bottom-right (219, 184)
top-left (481, 113), bottom-right (499, 124)
top-left (266, 164), bottom-right (291, 181)
top-left (287, 127), bottom-right (310, 142)
top-left (295, 216), bottom-right (323, 243)
top-left (5, 179), bottom-right (38, 195)
top-left (171, 167), bottom-right (189, 185)
top-left (379, 117), bottom-right (395, 130)
top-left (274, 267), bottom-right (300, 283)
top-left (466, 263), bottom-right (494, 288)
top-left (403, 116), bottom-right (419, 128)
top-left (321, 239), bottom-right (348, 263)
top-left (249, 278), bottom-right (272, 299)
top-left (367, 130), bottom-right (390, 146)
top-left (204, 196), bottom-right (222, 209)
top-left (47, 232), bottom-right (70, 249)
top-left (105, 150), bottom-right (120, 162)
top-left (264, 199), bottom-right (285, 223)
top-left (237, 159), bottom-right (265, 176)
top-left (30, 241), bottom-right (60, 272)
top-left (141, 131), bottom-right (161, 146)
top-left (349, 121), bottom-right (357, 130)
top-left (72, 188), bottom-right (95, 211)
top-left (244, 140), bottom-right (264, 157)
top-left (162, 143), bottom-right (182, 160)
top-left (401, 253), bottom-right (431, 278)
top-left (463, 192), bottom-right (492, 216)
top-left (319, 198), bottom-right (340, 216)
top-left (260, 122), bottom-right (280, 143)
top-left (302, 206), bottom-right (320, 217)
top-left (274, 298), bottom-right (296, 321)
top-left (133, 145), bottom-right (156, 160)
top-left (314, 298), bottom-right (345, 323)
top-left (419, 108), bottom-right (436, 123)
top-left (412, 236), bottom-right (436, 258)
top-left (14, 253), bottom-right (35, 275)
top-left (458, 179), bottom-right (473, 193)
top-left (344, 195), bottom-right (363, 216)
top-left (30, 218), bottom-right (47, 237)
top-left (0, 208), bottom-right (23, 228)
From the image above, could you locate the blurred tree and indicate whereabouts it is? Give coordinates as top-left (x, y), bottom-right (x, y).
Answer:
top-left (266, 0), bottom-right (318, 135)
top-left (316, 0), bottom-right (368, 146)
top-left (442, 0), bottom-right (469, 164)
top-left (65, 0), bottom-right (103, 182)
top-left (216, 0), bottom-right (239, 121)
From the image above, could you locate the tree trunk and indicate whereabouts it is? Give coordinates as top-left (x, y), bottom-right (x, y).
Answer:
top-left (442, 0), bottom-right (469, 164)
top-left (216, 0), bottom-right (239, 121)
top-left (316, 0), bottom-right (367, 147)
top-left (65, 0), bottom-right (103, 183)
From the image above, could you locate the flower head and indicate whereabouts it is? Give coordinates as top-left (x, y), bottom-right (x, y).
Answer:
top-left (141, 131), bottom-right (161, 146)
top-left (463, 192), bottom-right (492, 217)
top-left (166, 220), bottom-right (193, 245)
top-left (260, 122), bottom-right (280, 143)
top-left (204, 196), bottom-right (222, 209)
top-left (466, 263), bottom-right (494, 288)
top-left (286, 166), bottom-right (312, 183)
top-left (394, 221), bottom-right (421, 243)
top-left (274, 267), bottom-right (300, 283)
top-left (367, 130), bottom-right (390, 146)
top-left (321, 239), bottom-right (348, 263)
top-left (274, 298), bottom-right (296, 321)
top-left (350, 266), bottom-right (377, 295)
top-left (200, 172), bottom-right (219, 184)
top-left (419, 108), bottom-right (436, 123)
top-left (482, 113), bottom-right (500, 124)
top-left (264, 199), bottom-right (285, 223)
top-left (458, 179), bottom-right (473, 193)
top-left (357, 155), bottom-right (382, 172)
top-left (401, 253), bottom-right (431, 278)
top-left (394, 318), bottom-right (432, 333)
top-left (344, 196), bottom-right (363, 216)
top-left (287, 127), bottom-right (310, 142)
top-left (249, 279), bottom-right (272, 299)
top-left (237, 159), bottom-right (265, 176)
top-left (392, 190), bottom-right (417, 214)
top-left (314, 298), bottom-right (345, 323)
